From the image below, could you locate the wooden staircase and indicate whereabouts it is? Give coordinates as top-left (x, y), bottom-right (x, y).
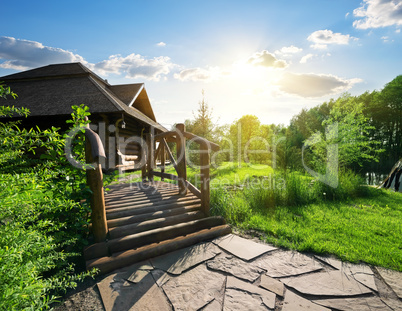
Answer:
top-left (84, 181), bottom-right (231, 274)
top-left (82, 123), bottom-right (231, 275)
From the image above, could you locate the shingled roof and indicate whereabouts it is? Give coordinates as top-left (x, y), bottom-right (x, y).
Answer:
top-left (0, 62), bottom-right (165, 131)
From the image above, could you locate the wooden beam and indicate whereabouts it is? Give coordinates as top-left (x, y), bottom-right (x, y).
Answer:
top-left (186, 180), bottom-right (201, 199)
top-left (152, 171), bottom-right (179, 181)
top-left (160, 142), bottom-right (165, 181)
top-left (176, 123), bottom-right (187, 195)
top-left (154, 131), bottom-right (177, 141)
top-left (200, 146), bottom-right (210, 216)
top-left (183, 132), bottom-right (220, 152)
top-left (146, 131), bottom-right (154, 182)
top-left (161, 138), bottom-right (179, 174)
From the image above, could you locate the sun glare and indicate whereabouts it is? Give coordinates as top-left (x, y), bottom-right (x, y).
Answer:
top-left (229, 62), bottom-right (282, 97)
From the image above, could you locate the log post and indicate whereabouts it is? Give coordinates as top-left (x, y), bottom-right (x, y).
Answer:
top-left (146, 130), bottom-right (154, 182)
top-left (85, 138), bottom-right (108, 242)
top-left (200, 145), bottom-right (210, 215)
top-left (160, 140), bottom-right (165, 181)
top-left (141, 152), bottom-right (147, 182)
top-left (176, 123), bottom-right (187, 195)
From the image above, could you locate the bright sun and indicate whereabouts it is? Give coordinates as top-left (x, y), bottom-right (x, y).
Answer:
top-left (229, 62), bottom-right (282, 97)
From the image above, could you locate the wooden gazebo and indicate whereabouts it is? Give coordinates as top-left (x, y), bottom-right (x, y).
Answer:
top-left (0, 62), bottom-right (165, 171)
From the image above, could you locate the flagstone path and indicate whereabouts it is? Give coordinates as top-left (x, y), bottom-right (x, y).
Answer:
top-left (56, 233), bottom-right (402, 310)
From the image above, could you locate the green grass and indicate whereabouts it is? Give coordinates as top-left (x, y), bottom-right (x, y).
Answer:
top-left (245, 190), bottom-right (402, 271)
top-left (209, 163), bottom-right (402, 271)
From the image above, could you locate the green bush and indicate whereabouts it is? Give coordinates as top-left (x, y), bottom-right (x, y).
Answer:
top-left (0, 105), bottom-right (97, 310)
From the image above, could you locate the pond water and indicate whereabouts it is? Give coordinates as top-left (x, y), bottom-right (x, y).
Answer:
top-left (364, 172), bottom-right (388, 186)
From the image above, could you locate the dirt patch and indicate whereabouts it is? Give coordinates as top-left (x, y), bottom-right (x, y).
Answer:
top-left (51, 276), bottom-right (105, 311)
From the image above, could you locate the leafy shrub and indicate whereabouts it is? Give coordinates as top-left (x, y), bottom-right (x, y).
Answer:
top-left (0, 104), bottom-right (97, 310)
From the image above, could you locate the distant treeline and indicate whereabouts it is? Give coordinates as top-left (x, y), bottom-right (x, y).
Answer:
top-left (185, 76), bottom-right (402, 180)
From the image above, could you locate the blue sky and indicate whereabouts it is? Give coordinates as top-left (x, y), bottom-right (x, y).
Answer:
top-left (1, 0), bottom-right (401, 128)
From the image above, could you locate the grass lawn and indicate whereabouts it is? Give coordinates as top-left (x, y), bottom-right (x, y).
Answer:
top-left (239, 189), bottom-right (402, 271)
top-left (212, 185), bottom-right (402, 271)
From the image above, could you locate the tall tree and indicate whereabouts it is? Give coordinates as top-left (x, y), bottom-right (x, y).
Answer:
top-left (305, 94), bottom-right (382, 172)
top-left (378, 75), bottom-right (402, 163)
top-left (185, 90), bottom-right (215, 141)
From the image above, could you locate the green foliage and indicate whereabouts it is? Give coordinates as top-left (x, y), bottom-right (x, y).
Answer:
top-left (184, 90), bottom-right (228, 166)
top-left (185, 90), bottom-right (216, 141)
top-left (0, 82), bottom-right (18, 100)
top-left (305, 94), bottom-right (382, 172)
top-left (0, 104), bottom-right (97, 310)
top-left (210, 163), bottom-right (401, 271)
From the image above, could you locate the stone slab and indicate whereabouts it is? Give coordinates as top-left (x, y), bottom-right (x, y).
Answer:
top-left (312, 297), bottom-right (393, 311)
top-left (127, 269), bottom-right (150, 284)
top-left (226, 276), bottom-right (276, 309)
top-left (212, 234), bottom-right (277, 261)
top-left (281, 270), bottom-right (373, 297)
top-left (223, 288), bottom-right (270, 311)
top-left (255, 250), bottom-right (323, 278)
top-left (381, 297), bottom-right (402, 311)
top-left (259, 274), bottom-right (285, 297)
top-left (282, 290), bottom-right (330, 311)
top-left (346, 263), bottom-right (374, 275)
top-left (350, 271), bottom-right (377, 292)
top-left (202, 299), bottom-right (222, 311)
top-left (150, 269), bottom-right (171, 287)
top-left (377, 267), bottom-right (402, 299)
top-left (313, 256), bottom-right (377, 292)
top-left (162, 264), bottom-right (226, 311)
top-left (97, 272), bottom-right (171, 311)
top-left (207, 254), bottom-right (265, 282)
top-left (150, 242), bottom-right (220, 275)
top-left (314, 255), bottom-right (343, 270)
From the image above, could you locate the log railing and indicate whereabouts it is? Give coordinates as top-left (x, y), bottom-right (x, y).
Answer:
top-left (144, 123), bottom-right (219, 216)
top-left (82, 126), bottom-right (108, 243)
top-left (82, 122), bottom-right (218, 242)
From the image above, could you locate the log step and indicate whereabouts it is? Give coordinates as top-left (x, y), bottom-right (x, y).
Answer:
top-left (85, 181), bottom-right (231, 275)
top-left (108, 210), bottom-right (206, 239)
top-left (106, 198), bottom-right (201, 220)
top-left (86, 224), bottom-right (232, 275)
top-left (104, 188), bottom-right (180, 203)
top-left (84, 216), bottom-right (225, 261)
top-left (107, 203), bottom-right (202, 228)
top-left (104, 190), bottom-right (182, 206)
top-left (105, 194), bottom-right (198, 211)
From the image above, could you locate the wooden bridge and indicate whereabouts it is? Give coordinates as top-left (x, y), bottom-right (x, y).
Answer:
top-left (82, 124), bottom-right (231, 274)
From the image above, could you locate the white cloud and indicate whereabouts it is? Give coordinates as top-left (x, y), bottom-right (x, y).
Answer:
top-left (396, 28), bottom-right (401, 33)
top-left (156, 42), bottom-right (166, 47)
top-left (353, 0), bottom-right (402, 29)
top-left (275, 45), bottom-right (303, 56)
top-left (0, 36), bottom-right (176, 81)
top-left (307, 30), bottom-right (353, 49)
top-left (277, 72), bottom-right (362, 98)
top-left (300, 53), bottom-right (315, 64)
top-left (247, 50), bottom-right (288, 68)
top-left (0, 36), bottom-right (86, 70)
top-left (310, 43), bottom-right (328, 50)
top-left (93, 53), bottom-right (174, 81)
top-left (173, 66), bottom-right (222, 82)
